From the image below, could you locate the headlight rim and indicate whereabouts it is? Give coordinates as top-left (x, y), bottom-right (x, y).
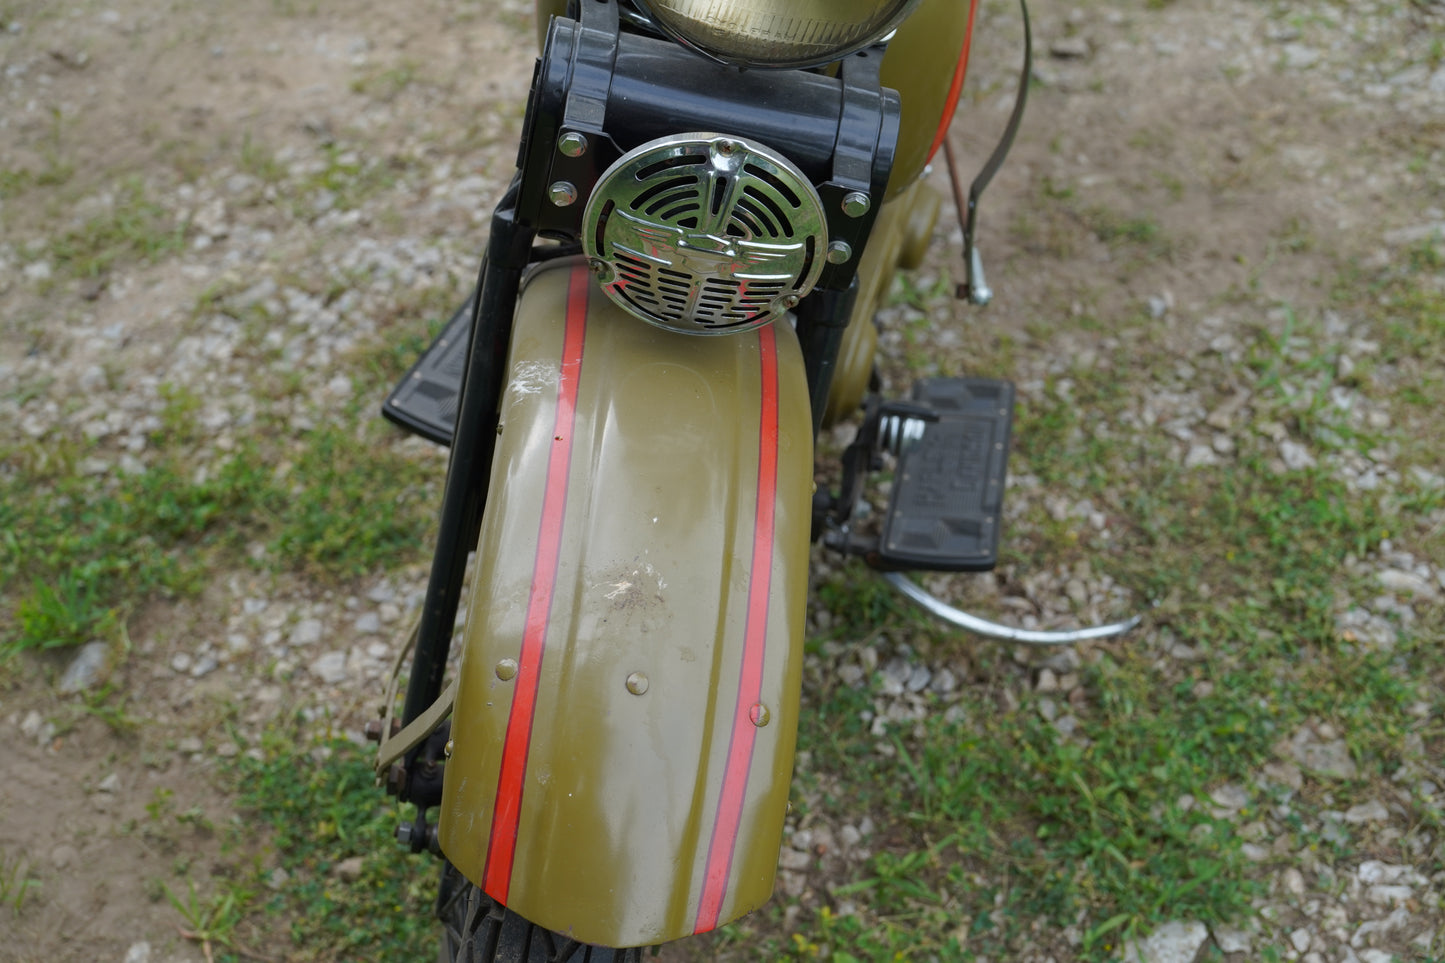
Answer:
top-left (629, 0), bottom-right (925, 70)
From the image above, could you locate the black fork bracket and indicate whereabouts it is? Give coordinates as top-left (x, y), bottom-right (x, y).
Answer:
top-left (523, 0), bottom-right (901, 292)
top-left (387, 0), bottom-right (903, 453)
top-left (400, 184), bottom-right (534, 767)
top-left (794, 281), bottom-right (860, 439)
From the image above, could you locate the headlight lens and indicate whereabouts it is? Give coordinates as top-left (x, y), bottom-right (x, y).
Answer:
top-left (635, 0), bottom-right (923, 69)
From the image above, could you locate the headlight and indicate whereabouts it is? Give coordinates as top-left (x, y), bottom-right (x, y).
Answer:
top-left (634, 0), bottom-right (923, 69)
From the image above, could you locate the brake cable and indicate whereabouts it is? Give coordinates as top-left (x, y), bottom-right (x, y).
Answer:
top-left (946, 0), bottom-right (1032, 305)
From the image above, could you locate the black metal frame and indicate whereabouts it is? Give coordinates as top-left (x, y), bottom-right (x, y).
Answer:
top-left (394, 0), bottom-right (903, 805)
top-left (398, 183), bottom-right (534, 749)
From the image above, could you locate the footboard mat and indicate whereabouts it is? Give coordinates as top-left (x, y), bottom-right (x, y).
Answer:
top-left (381, 291), bottom-right (474, 447)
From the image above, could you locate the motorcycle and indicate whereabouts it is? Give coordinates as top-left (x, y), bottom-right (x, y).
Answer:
top-left (365, 1), bottom-right (1139, 959)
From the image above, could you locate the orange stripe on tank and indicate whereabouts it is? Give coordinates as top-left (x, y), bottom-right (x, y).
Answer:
top-left (927, 0), bottom-right (982, 163)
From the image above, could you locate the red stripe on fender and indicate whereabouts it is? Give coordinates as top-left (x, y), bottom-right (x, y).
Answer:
top-left (926, 0), bottom-right (981, 163)
top-left (482, 263), bottom-right (591, 903)
top-left (694, 323), bottom-right (780, 933)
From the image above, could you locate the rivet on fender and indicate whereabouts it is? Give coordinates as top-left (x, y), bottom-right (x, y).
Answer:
top-left (443, 739), bottom-right (454, 759)
top-left (495, 659), bottom-right (519, 681)
top-left (749, 703), bottom-right (771, 727)
top-left (626, 672), bottom-right (649, 695)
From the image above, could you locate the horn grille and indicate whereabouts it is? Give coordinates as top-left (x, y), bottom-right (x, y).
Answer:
top-left (582, 134), bottom-right (828, 335)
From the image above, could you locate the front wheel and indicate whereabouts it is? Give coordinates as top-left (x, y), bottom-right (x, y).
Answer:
top-left (437, 862), bottom-right (650, 963)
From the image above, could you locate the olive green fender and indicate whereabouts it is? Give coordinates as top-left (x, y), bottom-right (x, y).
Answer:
top-left (438, 258), bottom-right (813, 947)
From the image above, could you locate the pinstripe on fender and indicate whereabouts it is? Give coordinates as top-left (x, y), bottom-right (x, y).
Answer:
top-left (482, 262), bottom-right (591, 903)
top-left (694, 322), bottom-right (781, 933)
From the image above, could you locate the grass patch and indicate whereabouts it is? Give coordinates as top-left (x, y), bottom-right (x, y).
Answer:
top-left (0, 448), bottom-right (272, 657)
top-left (267, 421), bottom-right (434, 578)
top-left (0, 161), bottom-right (74, 201)
top-left (351, 61), bottom-right (420, 101)
top-left (777, 588), bottom-right (1275, 961)
top-left (1118, 460), bottom-right (1387, 633)
top-left (765, 441), bottom-right (1435, 959)
top-left (1358, 241), bottom-right (1445, 381)
top-left (41, 177), bottom-right (187, 278)
top-left (1012, 377), bottom-right (1135, 491)
top-left (1083, 207), bottom-right (1172, 260)
top-left (218, 722), bottom-right (437, 960)
top-left (0, 107), bottom-right (74, 202)
top-left (298, 144), bottom-right (404, 214)
top-left (142, 721), bottom-right (437, 962)
top-left (234, 133), bottom-right (410, 215)
top-left (746, 245), bottom-right (1444, 961)
top-left (2, 412), bottom-right (434, 657)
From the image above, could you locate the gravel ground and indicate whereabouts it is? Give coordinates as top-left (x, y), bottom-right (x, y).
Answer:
top-left (2, 0), bottom-right (1443, 960)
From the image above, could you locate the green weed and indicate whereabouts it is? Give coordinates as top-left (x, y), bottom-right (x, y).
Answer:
top-left (889, 272), bottom-right (952, 311)
top-left (11, 573), bottom-right (116, 655)
top-left (164, 878), bottom-right (251, 959)
top-left (351, 61), bottom-right (420, 101)
top-left (42, 177), bottom-right (186, 278)
top-left (156, 382), bottom-right (207, 446)
top-left (234, 135), bottom-right (415, 220)
top-left (1, 168), bottom-right (34, 200)
top-left (0, 853), bottom-right (40, 916)
top-left (146, 787), bottom-right (177, 822)
top-left (223, 722), bottom-right (436, 958)
top-left (297, 143), bottom-right (407, 214)
top-left (1085, 207), bottom-right (1171, 259)
top-left (3, 407), bottom-right (434, 656)
top-left (0, 448), bottom-right (270, 657)
top-left (77, 683), bottom-right (142, 736)
top-left (239, 132), bottom-right (287, 186)
top-left (266, 422), bottom-right (433, 578)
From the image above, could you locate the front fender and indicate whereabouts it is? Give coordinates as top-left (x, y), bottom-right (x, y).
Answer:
top-left (438, 259), bottom-right (813, 947)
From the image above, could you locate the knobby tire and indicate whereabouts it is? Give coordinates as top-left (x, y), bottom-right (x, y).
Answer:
top-left (437, 862), bottom-right (649, 963)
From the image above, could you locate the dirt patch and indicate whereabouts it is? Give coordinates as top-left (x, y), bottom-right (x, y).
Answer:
top-left (3, 663), bottom-right (235, 961)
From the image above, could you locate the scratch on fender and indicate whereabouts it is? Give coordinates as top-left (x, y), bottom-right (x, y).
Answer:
top-left (507, 360), bottom-right (558, 406)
